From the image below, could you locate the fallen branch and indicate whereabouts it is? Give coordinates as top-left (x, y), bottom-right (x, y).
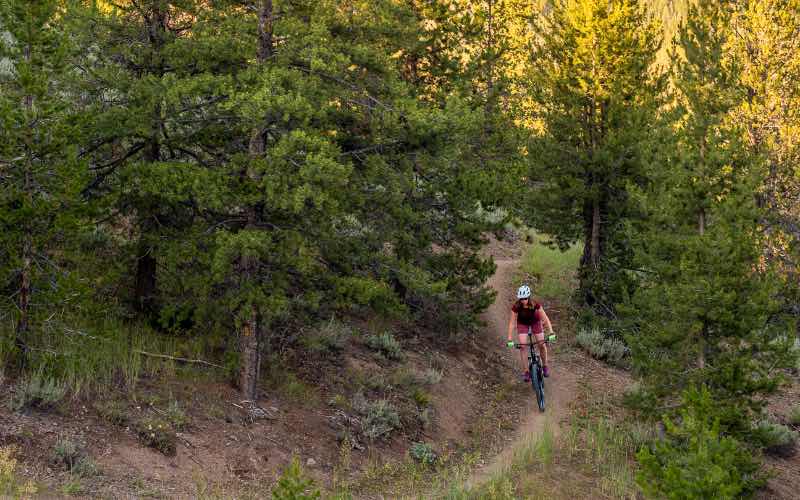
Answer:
top-left (134, 350), bottom-right (223, 369)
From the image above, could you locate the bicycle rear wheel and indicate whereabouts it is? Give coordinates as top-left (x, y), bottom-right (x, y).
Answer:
top-left (530, 362), bottom-right (545, 411)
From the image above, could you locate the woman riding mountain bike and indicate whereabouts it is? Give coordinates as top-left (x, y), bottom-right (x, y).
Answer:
top-left (507, 285), bottom-right (554, 382)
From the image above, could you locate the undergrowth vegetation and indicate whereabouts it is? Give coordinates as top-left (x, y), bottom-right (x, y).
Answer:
top-left (0, 446), bottom-right (37, 497)
top-left (575, 327), bottom-right (629, 368)
top-left (518, 235), bottom-right (582, 302)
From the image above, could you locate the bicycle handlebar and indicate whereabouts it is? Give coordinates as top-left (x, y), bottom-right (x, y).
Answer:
top-left (506, 334), bottom-right (556, 348)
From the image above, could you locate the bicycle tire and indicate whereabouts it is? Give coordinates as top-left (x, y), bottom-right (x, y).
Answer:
top-left (530, 361), bottom-right (545, 411)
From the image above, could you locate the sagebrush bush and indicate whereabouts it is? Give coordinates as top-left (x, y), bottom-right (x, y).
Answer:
top-left (165, 401), bottom-right (190, 431)
top-left (365, 332), bottom-right (403, 360)
top-left (301, 320), bottom-right (351, 357)
top-left (95, 399), bottom-right (128, 426)
top-left (575, 327), bottom-right (629, 367)
top-left (53, 438), bottom-right (96, 477)
top-left (752, 420), bottom-right (798, 457)
top-left (11, 373), bottom-right (66, 411)
top-left (410, 442), bottom-right (437, 465)
top-left (790, 405), bottom-right (800, 427)
top-left (419, 368), bottom-right (442, 386)
top-left (356, 399), bottom-right (401, 440)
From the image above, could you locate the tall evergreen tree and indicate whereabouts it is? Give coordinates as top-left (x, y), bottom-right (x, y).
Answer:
top-left (74, 0), bottom-right (241, 320)
top-left (628, 0), bottom-right (796, 436)
top-left (0, 0), bottom-right (88, 366)
top-left (525, 0), bottom-right (664, 314)
top-left (727, 0), bottom-right (800, 315)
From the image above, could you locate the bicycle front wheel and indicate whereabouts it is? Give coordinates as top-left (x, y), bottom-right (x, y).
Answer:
top-left (530, 363), bottom-right (545, 412)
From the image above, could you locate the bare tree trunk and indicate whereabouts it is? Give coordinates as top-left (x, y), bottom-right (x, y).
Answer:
top-left (239, 0), bottom-right (274, 401)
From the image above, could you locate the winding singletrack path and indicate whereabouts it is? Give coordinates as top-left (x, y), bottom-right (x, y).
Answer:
top-left (464, 258), bottom-right (579, 489)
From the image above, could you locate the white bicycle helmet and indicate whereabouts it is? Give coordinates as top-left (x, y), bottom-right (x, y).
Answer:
top-left (517, 285), bottom-right (531, 299)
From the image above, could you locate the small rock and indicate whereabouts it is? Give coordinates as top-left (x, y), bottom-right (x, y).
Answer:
top-left (306, 458), bottom-right (317, 467)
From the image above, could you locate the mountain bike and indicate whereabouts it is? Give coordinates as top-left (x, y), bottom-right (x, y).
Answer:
top-left (507, 334), bottom-right (556, 412)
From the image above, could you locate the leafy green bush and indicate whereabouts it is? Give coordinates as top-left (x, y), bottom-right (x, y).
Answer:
top-left (365, 332), bottom-right (403, 360)
top-left (271, 457), bottom-right (320, 499)
top-left (575, 327), bottom-right (629, 367)
top-left (636, 387), bottom-right (765, 499)
top-left (409, 442), bottom-right (437, 465)
top-left (11, 373), bottom-right (66, 411)
top-left (134, 417), bottom-right (177, 456)
top-left (354, 398), bottom-right (401, 440)
top-left (752, 420), bottom-right (798, 457)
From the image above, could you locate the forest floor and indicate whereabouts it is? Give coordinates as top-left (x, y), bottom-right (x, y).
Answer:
top-left (1, 235), bottom-right (798, 499)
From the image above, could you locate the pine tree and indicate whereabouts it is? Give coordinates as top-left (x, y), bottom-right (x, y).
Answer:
top-left (727, 0), bottom-right (800, 315)
top-left (0, 0), bottom-right (88, 366)
top-left (525, 0), bottom-right (664, 314)
top-left (628, 0), bottom-right (796, 437)
top-left (74, 0), bottom-right (241, 320)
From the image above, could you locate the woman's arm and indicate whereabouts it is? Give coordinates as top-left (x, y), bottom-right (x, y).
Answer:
top-left (507, 311), bottom-right (517, 341)
top-left (539, 308), bottom-right (554, 334)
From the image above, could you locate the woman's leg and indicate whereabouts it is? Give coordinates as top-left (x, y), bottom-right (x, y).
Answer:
top-left (518, 330), bottom-right (531, 372)
top-left (539, 343), bottom-right (548, 367)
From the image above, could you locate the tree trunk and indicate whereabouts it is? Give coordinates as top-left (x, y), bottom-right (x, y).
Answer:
top-left (16, 46), bottom-right (34, 359)
top-left (131, 4), bottom-right (167, 316)
top-left (590, 197), bottom-right (601, 268)
top-left (697, 208), bottom-right (706, 369)
top-left (16, 234), bottom-right (32, 353)
top-left (134, 242), bottom-right (157, 314)
top-left (239, 0), bottom-right (274, 401)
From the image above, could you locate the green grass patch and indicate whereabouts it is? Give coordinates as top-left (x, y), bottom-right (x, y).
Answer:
top-left (1, 317), bottom-right (216, 398)
top-left (519, 235), bottom-right (581, 301)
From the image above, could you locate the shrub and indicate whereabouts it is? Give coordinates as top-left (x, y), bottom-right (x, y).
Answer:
top-left (409, 442), bottom-right (437, 465)
top-left (271, 457), bottom-right (320, 500)
top-left (301, 320), bottom-right (351, 357)
top-left (790, 405), bottom-right (800, 427)
top-left (419, 368), bottom-right (442, 386)
top-left (95, 400), bottom-right (129, 426)
top-left (752, 420), bottom-right (798, 457)
top-left (0, 446), bottom-right (37, 497)
top-left (165, 401), bottom-right (190, 431)
top-left (53, 438), bottom-right (96, 478)
top-left (575, 327), bottom-right (629, 367)
top-left (11, 373), bottom-right (67, 411)
top-left (134, 417), bottom-right (177, 456)
top-left (365, 332), bottom-right (403, 360)
top-left (357, 399), bottom-right (401, 440)
top-left (636, 387), bottom-right (765, 499)
top-left (412, 388), bottom-right (431, 408)
top-left (53, 438), bottom-right (80, 471)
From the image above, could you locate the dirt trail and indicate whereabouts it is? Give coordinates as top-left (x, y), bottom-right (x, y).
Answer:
top-left (464, 259), bottom-right (579, 489)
